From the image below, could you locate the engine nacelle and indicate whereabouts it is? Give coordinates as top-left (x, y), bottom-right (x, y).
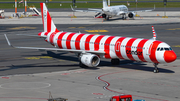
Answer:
top-left (102, 13), bottom-right (106, 18)
top-left (80, 54), bottom-right (100, 67)
top-left (128, 12), bottom-right (135, 18)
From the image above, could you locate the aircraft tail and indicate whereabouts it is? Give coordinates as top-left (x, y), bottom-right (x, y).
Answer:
top-left (103, 0), bottom-right (108, 8)
top-left (40, 3), bottom-right (59, 32)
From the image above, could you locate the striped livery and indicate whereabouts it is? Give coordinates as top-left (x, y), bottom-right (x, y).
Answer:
top-left (5, 3), bottom-right (176, 73)
top-left (38, 31), bottom-right (176, 64)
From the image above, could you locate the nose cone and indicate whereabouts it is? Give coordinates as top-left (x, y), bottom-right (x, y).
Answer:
top-left (164, 51), bottom-right (177, 63)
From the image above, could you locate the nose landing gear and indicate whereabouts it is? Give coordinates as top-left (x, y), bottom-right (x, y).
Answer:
top-left (153, 63), bottom-right (159, 73)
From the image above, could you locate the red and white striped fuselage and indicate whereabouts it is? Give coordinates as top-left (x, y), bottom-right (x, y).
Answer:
top-left (38, 31), bottom-right (176, 64)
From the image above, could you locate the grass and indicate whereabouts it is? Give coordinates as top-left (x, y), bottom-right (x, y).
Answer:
top-left (0, 0), bottom-right (180, 1)
top-left (0, 2), bottom-right (180, 9)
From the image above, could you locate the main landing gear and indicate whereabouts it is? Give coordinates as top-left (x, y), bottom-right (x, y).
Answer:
top-left (111, 59), bottom-right (120, 65)
top-left (153, 63), bottom-right (159, 73)
top-left (122, 15), bottom-right (126, 20)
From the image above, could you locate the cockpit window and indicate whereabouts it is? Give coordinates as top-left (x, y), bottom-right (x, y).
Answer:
top-left (157, 47), bottom-right (172, 51)
top-left (169, 47), bottom-right (172, 50)
top-left (157, 47), bottom-right (160, 51)
top-left (160, 48), bottom-right (164, 51)
top-left (164, 48), bottom-right (169, 51)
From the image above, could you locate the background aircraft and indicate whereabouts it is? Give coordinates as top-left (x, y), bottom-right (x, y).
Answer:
top-left (71, 0), bottom-right (155, 20)
top-left (5, 3), bottom-right (176, 73)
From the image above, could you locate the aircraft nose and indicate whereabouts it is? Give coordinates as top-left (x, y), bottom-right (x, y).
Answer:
top-left (164, 51), bottom-right (177, 63)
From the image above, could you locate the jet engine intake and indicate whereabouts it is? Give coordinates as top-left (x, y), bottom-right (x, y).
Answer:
top-left (128, 12), bottom-right (135, 18)
top-left (80, 54), bottom-right (100, 67)
top-left (102, 13), bottom-right (106, 18)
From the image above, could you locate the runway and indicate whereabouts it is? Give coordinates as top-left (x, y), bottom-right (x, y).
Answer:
top-left (0, 12), bottom-right (180, 101)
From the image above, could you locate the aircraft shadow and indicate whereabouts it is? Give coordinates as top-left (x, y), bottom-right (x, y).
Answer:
top-left (110, 61), bottom-right (175, 73)
top-left (1, 51), bottom-right (174, 74)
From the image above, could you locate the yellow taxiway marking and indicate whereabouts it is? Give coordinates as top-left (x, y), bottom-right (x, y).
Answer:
top-left (24, 56), bottom-right (52, 60)
top-left (173, 45), bottom-right (180, 47)
top-left (167, 28), bottom-right (180, 30)
top-left (8, 26), bottom-right (36, 30)
top-left (85, 30), bottom-right (108, 32)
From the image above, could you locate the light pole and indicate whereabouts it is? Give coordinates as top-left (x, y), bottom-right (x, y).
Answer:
top-left (163, 0), bottom-right (168, 18)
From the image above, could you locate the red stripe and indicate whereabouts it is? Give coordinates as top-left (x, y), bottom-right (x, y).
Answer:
top-left (44, 32), bottom-right (49, 36)
top-left (126, 38), bottom-right (137, 61)
top-left (55, 28), bottom-right (59, 32)
top-left (57, 32), bottom-right (67, 48)
top-left (104, 36), bottom-right (115, 59)
top-left (47, 12), bottom-right (51, 32)
top-left (75, 34), bottom-right (85, 50)
top-left (94, 35), bottom-right (105, 51)
top-left (49, 32), bottom-right (56, 46)
top-left (149, 41), bottom-right (162, 63)
top-left (115, 37), bottom-right (126, 59)
top-left (85, 35), bottom-right (95, 50)
top-left (66, 33), bottom-right (76, 49)
top-left (137, 39), bottom-right (148, 62)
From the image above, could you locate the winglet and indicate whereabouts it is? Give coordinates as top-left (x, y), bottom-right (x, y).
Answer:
top-left (152, 26), bottom-right (157, 40)
top-left (4, 34), bottom-right (13, 47)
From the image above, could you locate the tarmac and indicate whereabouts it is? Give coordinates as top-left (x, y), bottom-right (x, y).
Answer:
top-left (0, 10), bottom-right (180, 101)
top-left (1, 11), bottom-right (180, 24)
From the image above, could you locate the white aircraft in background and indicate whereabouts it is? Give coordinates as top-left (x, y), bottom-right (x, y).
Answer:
top-left (71, 0), bottom-right (155, 20)
top-left (5, 3), bottom-right (176, 73)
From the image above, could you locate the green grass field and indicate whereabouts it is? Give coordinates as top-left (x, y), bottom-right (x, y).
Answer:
top-left (0, 0), bottom-right (180, 9)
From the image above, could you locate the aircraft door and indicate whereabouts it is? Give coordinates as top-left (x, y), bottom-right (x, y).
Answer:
top-left (147, 43), bottom-right (153, 55)
top-left (115, 41), bottom-right (121, 52)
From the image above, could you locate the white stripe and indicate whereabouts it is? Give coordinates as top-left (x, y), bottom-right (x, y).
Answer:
top-left (43, 3), bottom-right (48, 32)
top-left (143, 40), bottom-right (154, 62)
top-left (80, 34), bottom-right (90, 50)
top-left (99, 36), bottom-right (110, 58)
top-left (47, 32), bottom-right (53, 42)
top-left (109, 37), bottom-right (119, 58)
top-left (71, 33), bottom-right (80, 50)
top-left (89, 35), bottom-right (99, 51)
top-left (61, 32), bottom-right (71, 49)
top-left (54, 32), bottom-right (62, 47)
top-left (131, 39), bottom-right (142, 61)
top-left (121, 38), bottom-right (131, 59)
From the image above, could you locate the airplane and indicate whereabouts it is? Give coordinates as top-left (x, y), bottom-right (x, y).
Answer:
top-left (71, 0), bottom-right (155, 20)
top-left (4, 3), bottom-right (176, 73)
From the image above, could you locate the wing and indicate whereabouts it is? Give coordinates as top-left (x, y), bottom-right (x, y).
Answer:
top-left (71, 5), bottom-right (103, 13)
top-left (4, 34), bottom-right (105, 55)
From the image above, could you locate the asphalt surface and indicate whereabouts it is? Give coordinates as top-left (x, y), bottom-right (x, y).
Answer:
top-left (0, 23), bottom-right (179, 75)
top-left (0, 11), bottom-right (180, 101)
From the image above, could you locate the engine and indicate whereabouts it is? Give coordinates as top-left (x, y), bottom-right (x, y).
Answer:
top-left (80, 53), bottom-right (100, 67)
top-left (128, 12), bottom-right (135, 18)
top-left (102, 13), bottom-right (106, 18)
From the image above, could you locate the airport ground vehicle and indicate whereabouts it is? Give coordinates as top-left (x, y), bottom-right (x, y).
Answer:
top-left (110, 95), bottom-right (132, 101)
top-left (110, 95), bottom-right (145, 101)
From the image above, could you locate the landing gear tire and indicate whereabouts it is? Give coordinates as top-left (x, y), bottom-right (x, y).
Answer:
top-left (111, 59), bottom-right (120, 65)
top-left (105, 16), bottom-right (109, 21)
top-left (154, 68), bottom-right (159, 73)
